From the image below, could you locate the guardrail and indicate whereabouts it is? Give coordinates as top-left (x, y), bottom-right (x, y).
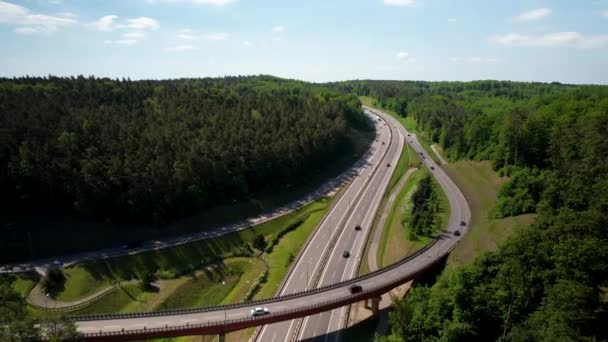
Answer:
top-left (81, 245), bottom-right (447, 340)
top-left (72, 238), bottom-right (438, 323)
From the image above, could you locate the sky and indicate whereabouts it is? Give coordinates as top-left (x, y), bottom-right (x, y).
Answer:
top-left (0, 0), bottom-right (607, 84)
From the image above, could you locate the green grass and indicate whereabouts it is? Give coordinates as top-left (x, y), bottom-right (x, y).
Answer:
top-left (443, 160), bottom-right (535, 270)
top-left (69, 258), bottom-right (260, 315)
top-left (57, 268), bottom-right (112, 302)
top-left (10, 273), bottom-right (38, 298)
top-left (254, 197), bottom-right (332, 299)
top-left (28, 197), bottom-right (331, 316)
top-left (378, 169), bottom-right (427, 267)
top-left (387, 144), bottom-right (420, 193)
top-left (53, 196), bottom-right (331, 301)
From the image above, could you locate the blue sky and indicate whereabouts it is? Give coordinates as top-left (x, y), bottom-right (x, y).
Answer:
top-left (1, 0), bottom-right (607, 83)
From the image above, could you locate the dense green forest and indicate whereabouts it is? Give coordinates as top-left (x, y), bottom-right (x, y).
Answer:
top-left (408, 175), bottom-right (440, 239)
top-left (331, 80), bottom-right (608, 341)
top-left (0, 76), bottom-right (370, 226)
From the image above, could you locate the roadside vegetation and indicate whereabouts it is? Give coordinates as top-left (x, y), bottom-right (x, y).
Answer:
top-left (21, 197), bottom-right (331, 316)
top-left (337, 80), bottom-right (608, 341)
top-left (1, 76), bottom-right (373, 262)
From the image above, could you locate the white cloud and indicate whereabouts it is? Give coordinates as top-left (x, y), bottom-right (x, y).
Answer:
top-left (124, 31), bottom-right (145, 39)
top-left (116, 39), bottom-right (138, 45)
top-left (601, 10), bottom-right (608, 18)
top-left (384, 0), bottom-right (415, 6)
top-left (512, 8), bottom-right (552, 22)
top-left (447, 18), bottom-right (456, 22)
top-left (126, 17), bottom-right (159, 30)
top-left (451, 57), bottom-right (499, 63)
top-left (92, 15), bottom-right (119, 31)
top-left (396, 51), bottom-right (415, 62)
top-left (242, 40), bottom-right (252, 47)
top-left (491, 32), bottom-right (608, 48)
top-left (166, 45), bottom-right (199, 51)
top-left (204, 32), bottom-right (229, 40)
top-left (272, 25), bottom-right (284, 33)
top-left (146, 0), bottom-right (236, 6)
top-left (0, 0), bottom-right (77, 34)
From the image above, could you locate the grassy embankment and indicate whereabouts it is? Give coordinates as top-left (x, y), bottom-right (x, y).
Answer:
top-left (443, 160), bottom-right (536, 269)
top-left (22, 196), bottom-right (332, 318)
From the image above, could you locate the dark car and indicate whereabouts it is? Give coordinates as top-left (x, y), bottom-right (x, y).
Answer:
top-left (349, 285), bottom-right (363, 294)
top-left (354, 225), bottom-right (362, 231)
top-left (407, 133), bottom-right (411, 137)
top-left (422, 156), bottom-right (425, 159)
top-left (123, 240), bottom-right (143, 250)
top-left (382, 142), bottom-right (385, 145)
top-left (453, 230), bottom-right (461, 236)
top-left (460, 221), bottom-right (467, 226)
top-left (343, 251), bottom-right (350, 258)
top-left (430, 166), bottom-right (435, 170)
top-left (419, 152), bottom-right (423, 155)
top-left (387, 163), bottom-right (391, 167)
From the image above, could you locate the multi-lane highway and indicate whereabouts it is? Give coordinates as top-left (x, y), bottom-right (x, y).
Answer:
top-left (256, 109), bottom-right (403, 342)
top-left (74, 107), bottom-right (470, 342)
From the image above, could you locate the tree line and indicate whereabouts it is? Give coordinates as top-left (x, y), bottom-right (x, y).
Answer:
top-left (0, 75), bottom-right (371, 226)
top-left (331, 80), bottom-right (608, 341)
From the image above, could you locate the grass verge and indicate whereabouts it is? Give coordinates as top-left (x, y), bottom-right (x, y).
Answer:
top-left (443, 160), bottom-right (535, 270)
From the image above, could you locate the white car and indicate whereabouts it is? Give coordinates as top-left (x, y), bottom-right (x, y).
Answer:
top-left (250, 307), bottom-right (270, 316)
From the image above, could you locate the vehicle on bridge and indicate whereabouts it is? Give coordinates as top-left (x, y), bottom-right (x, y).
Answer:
top-left (354, 225), bottom-right (362, 231)
top-left (250, 307), bottom-right (270, 316)
top-left (349, 285), bottom-right (362, 294)
top-left (342, 251), bottom-right (350, 258)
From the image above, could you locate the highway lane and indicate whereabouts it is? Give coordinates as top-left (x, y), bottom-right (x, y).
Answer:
top-left (74, 108), bottom-right (470, 341)
top-left (297, 107), bottom-right (469, 341)
top-left (296, 112), bottom-right (403, 341)
top-left (254, 112), bottom-right (394, 342)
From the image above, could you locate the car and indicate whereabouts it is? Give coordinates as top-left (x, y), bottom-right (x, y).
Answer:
top-left (250, 307), bottom-right (270, 316)
top-left (453, 230), bottom-right (461, 236)
top-left (422, 156), bottom-right (425, 159)
top-left (349, 285), bottom-right (363, 294)
top-left (407, 133), bottom-right (411, 137)
top-left (387, 163), bottom-right (391, 167)
top-left (122, 240), bottom-right (143, 250)
top-left (419, 152), bottom-right (423, 155)
top-left (430, 166), bottom-right (435, 170)
top-left (460, 221), bottom-right (467, 226)
top-left (354, 225), bottom-right (362, 231)
top-left (382, 142), bottom-right (385, 145)
top-left (343, 251), bottom-right (350, 258)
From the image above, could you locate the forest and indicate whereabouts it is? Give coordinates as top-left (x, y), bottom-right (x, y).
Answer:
top-left (331, 80), bottom-right (608, 341)
top-left (0, 75), bottom-right (370, 226)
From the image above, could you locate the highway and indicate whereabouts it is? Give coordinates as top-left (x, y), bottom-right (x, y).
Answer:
top-left (74, 107), bottom-right (470, 342)
top-left (256, 109), bottom-right (402, 342)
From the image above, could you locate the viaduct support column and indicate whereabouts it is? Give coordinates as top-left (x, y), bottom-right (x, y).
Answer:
top-left (371, 297), bottom-right (381, 314)
top-left (219, 332), bottom-right (225, 342)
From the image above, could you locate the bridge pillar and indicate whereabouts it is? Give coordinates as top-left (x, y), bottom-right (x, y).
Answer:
top-left (218, 332), bottom-right (225, 342)
top-left (371, 296), bottom-right (381, 314)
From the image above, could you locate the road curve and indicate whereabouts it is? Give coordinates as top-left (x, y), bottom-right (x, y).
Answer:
top-left (74, 108), bottom-right (470, 342)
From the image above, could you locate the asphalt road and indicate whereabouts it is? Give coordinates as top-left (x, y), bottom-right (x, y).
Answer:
top-left (74, 108), bottom-right (470, 341)
top-left (254, 111), bottom-right (397, 342)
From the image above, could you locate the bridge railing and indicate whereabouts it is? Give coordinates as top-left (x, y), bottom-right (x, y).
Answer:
top-left (72, 239), bottom-right (440, 322)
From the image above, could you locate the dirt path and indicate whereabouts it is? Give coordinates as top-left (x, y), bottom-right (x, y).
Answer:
top-left (27, 280), bottom-right (136, 310)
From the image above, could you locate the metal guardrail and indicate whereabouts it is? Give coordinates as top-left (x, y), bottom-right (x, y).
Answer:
top-left (72, 238), bottom-right (438, 323)
top-left (81, 256), bottom-right (442, 340)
